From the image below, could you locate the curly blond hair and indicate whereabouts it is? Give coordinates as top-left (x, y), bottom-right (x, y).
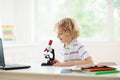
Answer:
top-left (54, 18), bottom-right (80, 39)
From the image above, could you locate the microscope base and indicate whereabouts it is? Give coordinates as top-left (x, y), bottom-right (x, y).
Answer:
top-left (41, 63), bottom-right (53, 66)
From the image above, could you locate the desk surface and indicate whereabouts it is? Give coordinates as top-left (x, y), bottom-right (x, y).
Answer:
top-left (0, 64), bottom-right (120, 80)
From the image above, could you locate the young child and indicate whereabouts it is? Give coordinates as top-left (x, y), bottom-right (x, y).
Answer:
top-left (53, 18), bottom-right (94, 66)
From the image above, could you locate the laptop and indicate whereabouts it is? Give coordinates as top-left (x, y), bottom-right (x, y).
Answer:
top-left (0, 38), bottom-right (31, 70)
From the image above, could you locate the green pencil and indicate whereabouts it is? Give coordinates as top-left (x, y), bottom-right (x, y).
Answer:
top-left (82, 70), bottom-right (120, 75)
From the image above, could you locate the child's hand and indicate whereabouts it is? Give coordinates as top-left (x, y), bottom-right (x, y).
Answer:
top-left (52, 59), bottom-right (59, 64)
top-left (52, 59), bottom-right (63, 66)
top-left (53, 62), bottom-right (63, 66)
top-left (53, 61), bottom-right (65, 66)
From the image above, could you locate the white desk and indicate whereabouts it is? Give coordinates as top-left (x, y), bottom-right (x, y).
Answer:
top-left (0, 64), bottom-right (120, 80)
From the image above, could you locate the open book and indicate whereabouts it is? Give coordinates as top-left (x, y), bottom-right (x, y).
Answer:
top-left (61, 62), bottom-right (119, 74)
top-left (69, 62), bottom-right (118, 72)
top-left (68, 62), bottom-right (120, 75)
top-left (81, 65), bottom-right (116, 72)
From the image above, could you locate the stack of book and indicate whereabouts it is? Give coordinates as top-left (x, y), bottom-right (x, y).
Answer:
top-left (81, 65), bottom-right (120, 75)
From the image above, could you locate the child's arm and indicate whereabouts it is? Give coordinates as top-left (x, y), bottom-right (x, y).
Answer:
top-left (52, 59), bottom-right (60, 64)
top-left (53, 56), bottom-right (94, 66)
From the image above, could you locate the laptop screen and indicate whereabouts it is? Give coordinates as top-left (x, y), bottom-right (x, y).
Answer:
top-left (0, 38), bottom-right (5, 67)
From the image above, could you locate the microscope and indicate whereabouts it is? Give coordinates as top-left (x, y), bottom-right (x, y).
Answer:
top-left (41, 40), bottom-right (55, 66)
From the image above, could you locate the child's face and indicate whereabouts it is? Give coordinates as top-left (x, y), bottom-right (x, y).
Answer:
top-left (57, 30), bottom-right (73, 44)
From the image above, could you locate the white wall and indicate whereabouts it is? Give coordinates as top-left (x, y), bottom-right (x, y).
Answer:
top-left (3, 41), bottom-right (120, 65)
top-left (1, 0), bottom-right (120, 65)
top-left (83, 41), bottom-right (120, 64)
top-left (1, 0), bottom-right (35, 43)
top-left (0, 0), bottom-right (2, 37)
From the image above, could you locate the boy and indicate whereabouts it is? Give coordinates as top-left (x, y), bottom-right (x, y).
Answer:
top-left (53, 18), bottom-right (94, 66)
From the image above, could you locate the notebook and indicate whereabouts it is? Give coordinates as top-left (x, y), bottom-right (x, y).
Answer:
top-left (81, 70), bottom-right (120, 75)
top-left (0, 38), bottom-right (31, 70)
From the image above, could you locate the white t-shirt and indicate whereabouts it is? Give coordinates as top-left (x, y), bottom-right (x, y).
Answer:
top-left (60, 39), bottom-right (90, 62)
